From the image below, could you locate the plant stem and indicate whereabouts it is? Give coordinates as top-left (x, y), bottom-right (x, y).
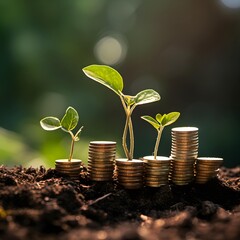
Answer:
top-left (68, 131), bottom-right (75, 161)
top-left (128, 104), bottom-right (136, 160)
top-left (119, 95), bottom-right (131, 160)
top-left (128, 116), bottom-right (134, 160)
top-left (122, 109), bottom-right (131, 160)
top-left (154, 127), bottom-right (164, 160)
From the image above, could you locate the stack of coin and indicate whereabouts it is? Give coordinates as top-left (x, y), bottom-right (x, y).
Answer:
top-left (143, 156), bottom-right (171, 187)
top-left (170, 127), bottom-right (199, 185)
top-left (195, 157), bottom-right (223, 184)
top-left (115, 159), bottom-right (144, 189)
top-left (55, 159), bottom-right (82, 179)
top-left (88, 141), bottom-right (116, 181)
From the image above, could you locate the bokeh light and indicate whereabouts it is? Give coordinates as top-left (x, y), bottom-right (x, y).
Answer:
top-left (220, 0), bottom-right (240, 8)
top-left (94, 35), bottom-right (127, 65)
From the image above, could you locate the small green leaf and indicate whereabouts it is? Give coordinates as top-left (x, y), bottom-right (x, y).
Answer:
top-left (83, 65), bottom-right (124, 96)
top-left (162, 112), bottom-right (180, 127)
top-left (124, 95), bottom-right (135, 106)
top-left (134, 89), bottom-right (160, 106)
top-left (61, 107), bottom-right (79, 131)
top-left (156, 113), bottom-right (162, 123)
top-left (141, 116), bottom-right (160, 130)
top-left (40, 117), bottom-right (61, 131)
top-left (160, 114), bottom-right (167, 126)
top-left (74, 126), bottom-right (84, 142)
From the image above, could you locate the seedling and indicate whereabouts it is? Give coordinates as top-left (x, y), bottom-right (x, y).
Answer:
top-left (141, 112), bottom-right (180, 159)
top-left (40, 106), bottom-right (83, 161)
top-left (82, 64), bottom-right (160, 160)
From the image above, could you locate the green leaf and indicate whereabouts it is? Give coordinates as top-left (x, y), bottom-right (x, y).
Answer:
top-left (134, 89), bottom-right (160, 106)
top-left (160, 114), bottom-right (167, 126)
top-left (156, 113), bottom-right (162, 123)
top-left (61, 107), bottom-right (79, 131)
top-left (74, 126), bottom-right (84, 141)
top-left (162, 112), bottom-right (180, 127)
top-left (141, 116), bottom-right (160, 130)
top-left (40, 117), bottom-right (61, 131)
top-left (82, 65), bottom-right (123, 96)
top-left (123, 95), bottom-right (135, 106)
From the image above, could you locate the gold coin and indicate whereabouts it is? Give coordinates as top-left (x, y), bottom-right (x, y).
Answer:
top-left (145, 177), bottom-right (169, 181)
top-left (197, 159), bottom-right (223, 164)
top-left (117, 171), bottom-right (143, 176)
top-left (89, 140), bottom-right (116, 145)
top-left (89, 172), bottom-right (113, 177)
top-left (144, 162), bottom-right (170, 169)
top-left (116, 159), bottom-right (143, 164)
top-left (55, 162), bottom-right (81, 166)
top-left (88, 160), bottom-right (115, 165)
top-left (87, 164), bottom-right (114, 170)
top-left (171, 139), bottom-right (198, 144)
top-left (55, 166), bottom-right (80, 171)
top-left (88, 152), bottom-right (116, 158)
top-left (56, 168), bottom-right (80, 172)
top-left (172, 163), bottom-right (195, 167)
top-left (89, 144), bottom-right (116, 148)
top-left (145, 165), bottom-right (170, 170)
top-left (87, 161), bottom-right (114, 166)
top-left (171, 150), bottom-right (198, 155)
top-left (88, 170), bottom-right (114, 175)
top-left (88, 148), bottom-right (116, 153)
top-left (143, 159), bottom-right (171, 164)
top-left (55, 159), bottom-right (81, 164)
top-left (172, 126), bottom-right (198, 132)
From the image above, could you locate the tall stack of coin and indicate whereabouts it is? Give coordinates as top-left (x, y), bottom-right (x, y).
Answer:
top-left (88, 141), bottom-right (116, 181)
top-left (143, 156), bottom-right (171, 187)
top-left (170, 127), bottom-right (199, 185)
top-left (55, 159), bottom-right (82, 179)
top-left (195, 157), bottom-right (223, 184)
top-left (115, 159), bottom-right (144, 189)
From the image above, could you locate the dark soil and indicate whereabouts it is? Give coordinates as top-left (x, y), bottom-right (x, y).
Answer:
top-left (0, 165), bottom-right (239, 240)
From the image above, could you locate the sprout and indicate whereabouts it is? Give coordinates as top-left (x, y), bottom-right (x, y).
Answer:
top-left (40, 107), bottom-right (83, 161)
top-left (83, 64), bottom-right (160, 160)
top-left (141, 112), bottom-right (180, 159)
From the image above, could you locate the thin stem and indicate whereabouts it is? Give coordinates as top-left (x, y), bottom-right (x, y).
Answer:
top-left (68, 131), bottom-right (75, 161)
top-left (119, 95), bottom-right (131, 160)
top-left (154, 127), bottom-right (164, 160)
top-left (122, 109), bottom-right (131, 160)
top-left (128, 105), bottom-right (136, 160)
top-left (128, 116), bottom-right (134, 160)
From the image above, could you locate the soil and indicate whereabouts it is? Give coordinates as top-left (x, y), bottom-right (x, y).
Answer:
top-left (0, 165), bottom-right (239, 240)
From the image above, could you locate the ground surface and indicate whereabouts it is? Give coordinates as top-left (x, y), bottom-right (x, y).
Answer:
top-left (0, 165), bottom-right (239, 240)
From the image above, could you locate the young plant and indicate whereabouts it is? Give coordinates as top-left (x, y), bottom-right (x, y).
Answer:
top-left (82, 64), bottom-right (160, 160)
top-left (141, 112), bottom-right (180, 159)
top-left (40, 106), bottom-right (83, 161)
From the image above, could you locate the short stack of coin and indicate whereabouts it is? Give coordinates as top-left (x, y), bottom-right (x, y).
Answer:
top-left (88, 141), bottom-right (116, 181)
top-left (170, 127), bottom-right (199, 185)
top-left (143, 156), bottom-right (171, 187)
top-left (115, 159), bottom-right (144, 189)
top-left (195, 157), bottom-right (223, 184)
top-left (55, 159), bottom-right (82, 179)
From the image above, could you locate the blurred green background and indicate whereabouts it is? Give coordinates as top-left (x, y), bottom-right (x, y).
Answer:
top-left (0, 0), bottom-right (239, 168)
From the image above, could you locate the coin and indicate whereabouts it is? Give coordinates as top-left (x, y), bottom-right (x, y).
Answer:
top-left (170, 127), bottom-right (199, 185)
top-left (55, 159), bottom-right (82, 179)
top-left (87, 141), bottom-right (117, 181)
top-left (115, 159), bottom-right (144, 189)
top-left (142, 156), bottom-right (171, 187)
top-left (195, 157), bottom-right (223, 184)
